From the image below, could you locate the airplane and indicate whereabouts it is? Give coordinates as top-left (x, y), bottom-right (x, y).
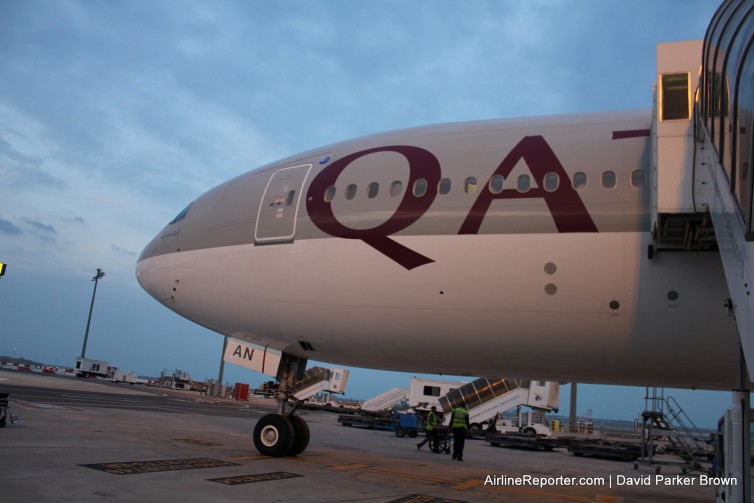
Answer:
top-left (137, 0), bottom-right (751, 461)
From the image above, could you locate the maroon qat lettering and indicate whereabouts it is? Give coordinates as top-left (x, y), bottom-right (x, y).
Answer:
top-left (306, 137), bottom-right (596, 270)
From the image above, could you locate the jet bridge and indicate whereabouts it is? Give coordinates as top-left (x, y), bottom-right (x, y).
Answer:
top-left (652, 2), bottom-right (754, 501)
top-left (650, 1), bottom-right (754, 382)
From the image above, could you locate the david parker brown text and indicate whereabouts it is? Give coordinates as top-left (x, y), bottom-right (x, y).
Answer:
top-left (484, 474), bottom-right (738, 488)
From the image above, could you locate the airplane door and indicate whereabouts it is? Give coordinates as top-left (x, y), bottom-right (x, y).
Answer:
top-left (255, 164), bottom-right (312, 244)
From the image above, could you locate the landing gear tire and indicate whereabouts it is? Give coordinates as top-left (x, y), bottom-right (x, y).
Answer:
top-left (253, 413), bottom-right (294, 457)
top-left (287, 415), bottom-right (310, 456)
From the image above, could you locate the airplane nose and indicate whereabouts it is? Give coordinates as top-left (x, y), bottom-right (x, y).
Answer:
top-left (136, 200), bottom-right (195, 303)
top-left (135, 231), bottom-right (183, 306)
top-left (135, 248), bottom-right (167, 304)
top-left (136, 245), bottom-right (198, 310)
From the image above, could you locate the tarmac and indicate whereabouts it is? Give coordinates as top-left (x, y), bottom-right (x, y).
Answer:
top-left (0, 370), bottom-right (718, 502)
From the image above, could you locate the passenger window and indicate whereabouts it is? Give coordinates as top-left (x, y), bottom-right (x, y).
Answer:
top-left (602, 171), bottom-right (617, 189)
top-left (324, 185), bottom-right (336, 203)
top-left (285, 190), bottom-right (296, 206)
top-left (390, 180), bottom-right (403, 197)
top-left (413, 178), bottom-right (428, 197)
top-left (489, 175), bottom-right (504, 194)
top-left (517, 174), bottom-right (530, 193)
top-left (367, 182), bottom-right (379, 199)
top-left (438, 178), bottom-right (452, 195)
top-left (544, 173), bottom-right (559, 192)
top-left (464, 177), bottom-right (477, 194)
top-left (631, 170), bottom-right (645, 188)
top-left (573, 172), bottom-right (587, 190)
top-left (345, 184), bottom-right (357, 200)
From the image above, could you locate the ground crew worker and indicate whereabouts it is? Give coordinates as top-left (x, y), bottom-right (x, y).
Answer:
top-left (416, 406), bottom-right (440, 451)
top-left (449, 401), bottom-right (469, 461)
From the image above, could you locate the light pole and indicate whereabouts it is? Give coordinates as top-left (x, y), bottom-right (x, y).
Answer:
top-left (80, 268), bottom-right (105, 359)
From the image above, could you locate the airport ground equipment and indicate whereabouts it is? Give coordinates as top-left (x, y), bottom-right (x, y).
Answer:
top-left (394, 413), bottom-right (420, 438)
top-left (715, 406), bottom-right (750, 503)
top-left (361, 386), bottom-right (408, 412)
top-left (490, 408), bottom-right (554, 438)
top-left (0, 393), bottom-right (19, 428)
top-left (486, 432), bottom-right (563, 452)
top-left (569, 441), bottom-right (640, 462)
top-left (407, 377), bottom-right (467, 410)
top-left (337, 413), bottom-right (394, 430)
top-left (438, 377), bottom-right (558, 433)
top-left (361, 377), bottom-right (466, 414)
top-left (111, 370), bottom-right (138, 384)
top-left (635, 387), bottom-right (712, 474)
top-left (292, 366), bottom-right (349, 402)
top-left (74, 357), bottom-right (113, 378)
top-left (160, 369), bottom-right (194, 390)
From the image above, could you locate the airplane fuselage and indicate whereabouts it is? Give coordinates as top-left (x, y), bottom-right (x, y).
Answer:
top-left (137, 110), bottom-right (739, 390)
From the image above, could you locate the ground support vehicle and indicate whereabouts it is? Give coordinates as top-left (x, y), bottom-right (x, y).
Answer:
top-left (568, 440), bottom-right (640, 461)
top-left (394, 413), bottom-right (420, 438)
top-left (486, 432), bottom-right (564, 451)
top-left (337, 413), bottom-right (395, 431)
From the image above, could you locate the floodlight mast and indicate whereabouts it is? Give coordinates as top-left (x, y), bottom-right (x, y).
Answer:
top-left (80, 268), bottom-right (105, 359)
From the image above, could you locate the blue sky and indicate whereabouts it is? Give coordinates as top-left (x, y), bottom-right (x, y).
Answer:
top-left (0, 0), bottom-right (731, 427)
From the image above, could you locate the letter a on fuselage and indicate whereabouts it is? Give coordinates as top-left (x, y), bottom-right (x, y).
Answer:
top-left (459, 136), bottom-right (597, 234)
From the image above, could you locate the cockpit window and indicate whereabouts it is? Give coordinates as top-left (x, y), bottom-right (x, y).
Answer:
top-left (169, 202), bottom-right (193, 225)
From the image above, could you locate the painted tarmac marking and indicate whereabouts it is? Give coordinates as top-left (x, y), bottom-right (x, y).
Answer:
top-left (173, 438), bottom-right (223, 447)
top-left (207, 471), bottom-right (302, 485)
top-left (452, 479), bottom-right (482, 490)
top-left (13, 400), bottom-right (80, 410)
top-left (80, 458), bottom-right (241, 475)
top-left (328, 463), bottom-right (368, 471)
top-left (387, 495), bottom-right (466, 503)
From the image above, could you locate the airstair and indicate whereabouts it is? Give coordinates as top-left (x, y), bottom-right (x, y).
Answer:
top-left (638, 387), bottom-right (712, 471)
top-left (438, 377), bottom-right (558, 427)
top-left (361, 387), bottom-right (408, 412)
top-left (291, 366), bottom-right (349, 401)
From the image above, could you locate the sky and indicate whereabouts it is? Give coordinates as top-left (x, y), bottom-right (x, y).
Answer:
top-left (0, 0), bottom-right (733, 427)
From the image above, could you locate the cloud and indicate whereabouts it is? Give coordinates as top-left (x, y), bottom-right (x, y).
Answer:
top-left (112, 244), bottom-right (137, 257)
top-left (0, 126), bottom-right (67, 191)
top-left (22, 217), bottom-right (56, 234)
top-left (0, 217), bottom-right (22, 235)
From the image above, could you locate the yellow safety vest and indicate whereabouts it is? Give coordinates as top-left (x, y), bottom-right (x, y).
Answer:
top-left (426, 412), bottom-right (439, 430)
top-left (451, 407), bottom-right (468, 429)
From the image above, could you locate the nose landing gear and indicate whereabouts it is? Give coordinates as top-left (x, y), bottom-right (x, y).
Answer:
top-left (252, 354), bottom-right (311, 457)
top-left (253, 413), bottom-right (295, 456)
